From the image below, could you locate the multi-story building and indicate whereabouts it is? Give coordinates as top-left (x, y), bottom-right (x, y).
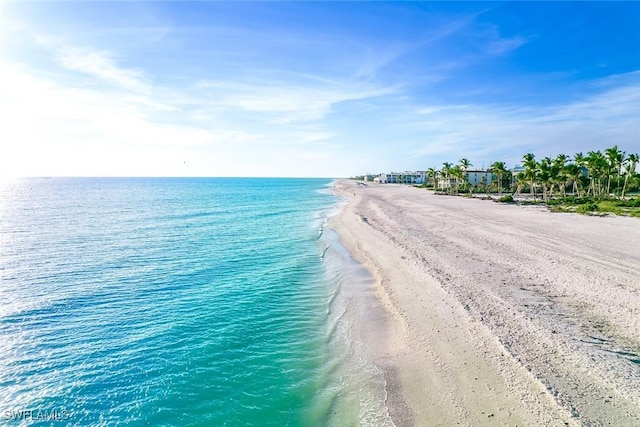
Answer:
top-left (465, 170), bottom-right (493, 186)
top-left (438, 170), bottom-right (493, 188)
top-left (374, 171), bottom-right (426, 184)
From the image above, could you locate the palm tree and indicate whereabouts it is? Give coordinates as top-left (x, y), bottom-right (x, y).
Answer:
top-left (538, 157), bottom-right (553, 201)
top-left (555, 154), bottom-right (569, 165)
top-left (553, 154), bottom-right (570, 197)
top-left (571, 152), bottom-right (587, 197)
top-left (514, 171), bottom-right (527, 196)
top-left (522, 153), bottom-right (538, 199)
top-left (459, 158), bottom-right (473, 190)
top-left (440, 162), bottom-right (453, 192)
top-left (565, 163), bottom-right (584, 197)
top-left (426, 167), bottom-right (438, 188)
top-left (622, 153), bottom-right (639, 199)
top-left (585, 151), bottom-right (597, 197)
top-left (489, 161), bottom-right (508, 196)
top-left (605, 145), bottom-right (625, 197)
top-left (451, 165), bottom-right (464, 195)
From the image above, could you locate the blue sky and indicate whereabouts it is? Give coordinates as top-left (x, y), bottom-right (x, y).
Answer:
top-left (0, 1), bottom-right (638, 177)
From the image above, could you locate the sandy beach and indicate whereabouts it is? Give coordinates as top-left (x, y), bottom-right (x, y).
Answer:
top-left (329, 179), bottom-right (640, 426)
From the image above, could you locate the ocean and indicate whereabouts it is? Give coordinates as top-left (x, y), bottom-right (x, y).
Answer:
top-left (0, 178), bottom-right (393, 426)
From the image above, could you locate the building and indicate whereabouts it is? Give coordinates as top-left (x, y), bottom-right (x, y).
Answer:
top-left (437, 170), bottom-right (493, 188)
top-left (437, 176), bottom-right (458, 188)
top-left (374, 171), bottom-right (426, 184)
top-left (465, 170), bottom-right (493, 186)
top-left (404, 171), bottom-right (426, 184)
top-left (373, 173), bottom-right (387, 183)
top-left (375, 170), bottom-right (498, 187)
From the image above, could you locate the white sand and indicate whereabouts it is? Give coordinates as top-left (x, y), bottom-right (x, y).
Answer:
top-left (329, 179), bottom-right (640, 426)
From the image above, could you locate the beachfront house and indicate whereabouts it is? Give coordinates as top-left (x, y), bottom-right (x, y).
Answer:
top-left (405, 171), bottom-right (426, 184)
top-left (437, 176), bottom-right (458, 188)
top-left (374, 171), bottom-right (426, 184)
top-left (437, 170), bottom-right (493, 188)
top-left (465, 170), bottom-right (493, 186)
top-left (374, 173), bottom-right (387, 183)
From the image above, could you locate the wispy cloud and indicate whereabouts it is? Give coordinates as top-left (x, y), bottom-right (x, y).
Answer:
top-left (460, 20), bottom-right (531, 58)
top-left (197, 78), bottom-right (398, 124)
top-left (403, 71), bottom-right (640, 166)
top-left (485, 36), bottom-right (528, 55)
top-left (0, 59), bottom-right (346, 176)
top-left (0, 62), bottom-right (221, 176)
top-left (1, 1), bottom-right (637, 178)
top-left (56, 48), bottom-right (149, 91)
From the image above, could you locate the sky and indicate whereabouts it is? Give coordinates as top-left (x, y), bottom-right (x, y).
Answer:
top-left (0, 1), bottom-right (638, 178)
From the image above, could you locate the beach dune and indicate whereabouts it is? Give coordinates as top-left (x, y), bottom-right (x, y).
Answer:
top-left (329, 179), bottom-right (640, 426)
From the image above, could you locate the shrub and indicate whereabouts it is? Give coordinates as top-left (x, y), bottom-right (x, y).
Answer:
top-left (577, 203), bottom-right (599, 212)
top-left (572, 197), bottom-right (593, 205)
top-left (553, 196), bottom-right (592, 205)
top-left (498, 195), bottom-right (514, 203)
top-left (616, 198), bottom-right (640, 208)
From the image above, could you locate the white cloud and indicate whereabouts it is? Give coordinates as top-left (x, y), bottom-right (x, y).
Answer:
top-left (0, 62), bottom-right (345, 177)
top-left (404, 73), bottom-right (640, 167)
top-left (56, 48), bottom-right (149, 91)
top-left (485, 36), bottom-right (528, 55)
top-left (198, 78), bottom-right (398, 124)
top-left (0, 63), bottom-right (224, 176)
top-left (2, 54), bottom-right (637, 178)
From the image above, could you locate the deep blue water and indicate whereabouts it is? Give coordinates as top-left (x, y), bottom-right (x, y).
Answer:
top-left (0, 178), bottom-right (363, 426)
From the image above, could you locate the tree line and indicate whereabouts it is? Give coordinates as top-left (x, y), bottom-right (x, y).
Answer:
top-left (426, 146), bottom-right (639, 200)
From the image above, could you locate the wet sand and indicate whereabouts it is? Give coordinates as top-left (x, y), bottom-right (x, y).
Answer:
top-left (329, 179), bottom-right (640, 426)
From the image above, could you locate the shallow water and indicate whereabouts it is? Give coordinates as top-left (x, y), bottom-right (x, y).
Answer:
top-left (318, 224), bottom-right (395, 427)
top-left (0, 177), bottom-right (391, 426)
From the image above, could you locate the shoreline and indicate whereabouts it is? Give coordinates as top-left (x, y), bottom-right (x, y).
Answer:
top-left (328, 179), bottom-right (640, 426)
top-left (314, 184), bottom-right (396, 426)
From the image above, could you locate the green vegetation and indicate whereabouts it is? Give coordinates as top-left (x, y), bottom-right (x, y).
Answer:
top-left (549, 198), bottom-right (640, 217)
top-left (576, 203), bottom-right (599, 213)
top-left (427, 145), bottom-right (640, 217)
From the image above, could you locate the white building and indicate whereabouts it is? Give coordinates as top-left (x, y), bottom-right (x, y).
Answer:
top-left (437, 177), bottom-right (458, 188)
top-left (409, 171), bottom-right (427, 184)
top-left (465, 170), bottom-right (493, 186)
top-left (374, 171), bottom-right (426, 184)
top-left (374, 173), bottom-right (387, 183)
top-left (437, 170), bottom-right (493, 188)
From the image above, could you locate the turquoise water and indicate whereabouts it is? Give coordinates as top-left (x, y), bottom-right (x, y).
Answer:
top-left (0, 178), bottom-right (391, 426)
